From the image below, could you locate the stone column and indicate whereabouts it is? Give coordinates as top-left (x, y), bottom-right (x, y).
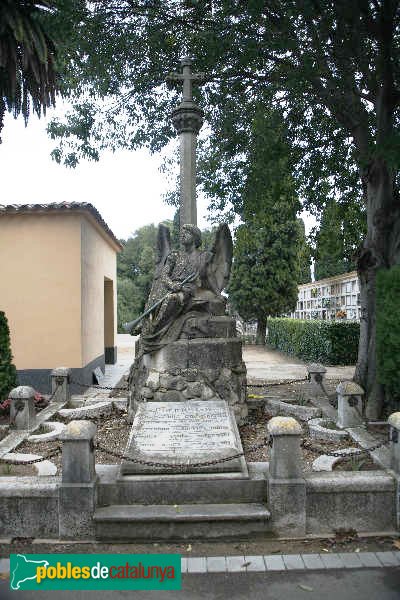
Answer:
top-left (51, 367), bottom-right (71, 403)
top-left (59, 421), bottom-right (97, 539)
top-left (336, 381), bottom-right (364, 428)
top-left (388, 412), bottom-right (400, 531)
top-left (172, 102), bottom-right (203, 228)
top-left (307, 363), bottom-right (327, 397)
top-left (267, 416), bottom-right (306, 536)
top-left (9, 386), bottom-right (37, 430)
top-left (169, 58), bottom-right (204, 229)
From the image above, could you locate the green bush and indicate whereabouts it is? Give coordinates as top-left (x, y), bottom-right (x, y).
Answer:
top-left (0, 311), bottom-right (18, 403)
top-left (267, 317), bottom-right (359, 365)
top-left (376, 265), bottom-right (400, 409)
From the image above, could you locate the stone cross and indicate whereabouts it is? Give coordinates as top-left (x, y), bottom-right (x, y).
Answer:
top-left (167, 57), bottom-right (205, 102)
top-left (167, 58), bottom-right (205, 229)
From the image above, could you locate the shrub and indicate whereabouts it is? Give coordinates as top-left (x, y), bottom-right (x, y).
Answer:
top-left (0, 312), bottom-right (17, 403)
top-left (376, 265), bottom-right (400, 410)
top-left (267, 317), bottom-right (359, 365)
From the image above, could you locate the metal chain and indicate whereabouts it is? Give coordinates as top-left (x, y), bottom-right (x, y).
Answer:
top-left (0, 446), bottom-right (62, 465)
top-left (95, 438), bottom-right (269, 469)
top-left (69, 378), bottom-right (128, 392)
top-left (245, 378), bottom-right (308, 389)
top-left (46, 381), bottom-right (63, 403)
top-left (301, 438), bottom-right (390, 458)
top-left (69, 376), bottom-right (308, 393)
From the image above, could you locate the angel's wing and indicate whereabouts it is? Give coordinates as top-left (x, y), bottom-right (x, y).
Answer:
top-left (207, 223), bottom-right (233, 293)
top-left (155, 223), bottom-right (171, 277)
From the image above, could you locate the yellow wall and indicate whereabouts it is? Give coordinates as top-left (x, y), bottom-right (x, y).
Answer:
top-left (0, 214), bottom-right (82, 368)
top-left (81, 217), bottom-right (117, 366)
top-left (0, 211), bottom-right (118, 370)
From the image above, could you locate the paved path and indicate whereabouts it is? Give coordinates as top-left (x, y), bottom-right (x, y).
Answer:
top-left (114, 336), bottom-right (355, 385)
top-left (243, 344), bottom-right (355, 382)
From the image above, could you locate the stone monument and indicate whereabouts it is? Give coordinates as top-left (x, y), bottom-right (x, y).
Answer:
top-left (125, 58), bottom-right (248, 431)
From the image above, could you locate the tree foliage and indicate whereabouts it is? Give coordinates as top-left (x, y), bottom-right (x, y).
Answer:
top-left (297, 219), bottom-right (312, 284)
top-left (314, 200), bottom-right (367, 280)
top-left (117, 224), bottom-right (158, 332)
top-left (228, 110), bottom-right (301, 344)
top-left (0, 0), bottom-right (58, 140)
top-left (0, 311), bottom-right (18, 403)
top-left (42, 1), bottom-right (399, 414)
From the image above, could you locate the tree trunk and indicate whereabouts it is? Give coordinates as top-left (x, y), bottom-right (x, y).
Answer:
top-left (256, 316), bottom-right (267, 345)
top-left (354, 157), bottom-right (400, 418)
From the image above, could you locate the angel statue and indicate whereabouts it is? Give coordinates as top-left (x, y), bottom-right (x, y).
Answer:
top-left (126, 223), bottom-right (233, 355)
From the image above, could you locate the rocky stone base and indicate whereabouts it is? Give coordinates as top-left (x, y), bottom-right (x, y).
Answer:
top-left (128, 362), bottom-right (248, 425)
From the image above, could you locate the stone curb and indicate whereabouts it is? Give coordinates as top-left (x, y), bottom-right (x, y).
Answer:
top-left (181, 552), bottom-right (400, 573)
top-left (0, 552), bottom-right (399, 577)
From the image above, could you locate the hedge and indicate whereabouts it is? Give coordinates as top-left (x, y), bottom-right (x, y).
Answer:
top-left (267, 317), bottom-right (359, 365)
top-left (376, 265), bottom-right (400, 409)
top-left (0, 311), bottom-right (17, 403)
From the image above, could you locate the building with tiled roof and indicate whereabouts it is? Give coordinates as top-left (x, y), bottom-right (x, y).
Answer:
top-left (0, 202), bottom-right (122, 393)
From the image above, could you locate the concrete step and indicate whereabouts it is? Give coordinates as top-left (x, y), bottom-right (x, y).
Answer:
top-left (96, 463), bottom-right (268, 506)
top-left (94, 502), bottom-right (271, 541)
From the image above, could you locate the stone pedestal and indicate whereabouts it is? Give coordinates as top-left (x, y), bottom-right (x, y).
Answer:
top-left (336, 381), bottom-right (364, 428)
top-left (267, 416), bottom-right (306, 536)
top-left (307, 363), bottom-right (327, 398)
top-left (129, 316), bottom-right (248, 425)
top-left (51, 367), bottom-right (71, 403)
top-left (9, 386), bottom-right (36, 430)
top-left (59, 421), bottom-right (97, 539)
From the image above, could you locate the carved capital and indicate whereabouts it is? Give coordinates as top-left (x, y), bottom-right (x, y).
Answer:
top-left (171, 102), bottom-right (204, 134)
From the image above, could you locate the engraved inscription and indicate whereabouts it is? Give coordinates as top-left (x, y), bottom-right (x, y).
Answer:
top-left (132, 401), bottom-right (237, 453)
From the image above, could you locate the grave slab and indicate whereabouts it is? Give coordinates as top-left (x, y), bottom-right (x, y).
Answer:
top-left (120, 400), bottom-right (246, 475)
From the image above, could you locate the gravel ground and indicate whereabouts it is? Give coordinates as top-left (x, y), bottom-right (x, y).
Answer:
top-left (13, 379), bottom-right (386, 474)
top-left (2, 533), bottom-right (400, 559)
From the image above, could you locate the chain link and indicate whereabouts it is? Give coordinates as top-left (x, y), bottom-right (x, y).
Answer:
top-left (0, 446), bottom-right (62, 466)
top-left (95, 438), bottom-right (269, 469)
top-left (70, 378), bottom-right (128, 392)
top-left (246, 377), bottom-right (308, 389)
top-left (69, 375), bottom-right (308, 394)
top-left (301, 437), bottom-right (390, 457)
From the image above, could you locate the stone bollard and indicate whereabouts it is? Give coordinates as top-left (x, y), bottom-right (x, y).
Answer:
top-left (267, 416), bottom-right (306, 536)
top-left (9, 386), bottom-right (37, 430)
top-left (307, 363), bottom-right (327, 397)
top-left (336, 381), bottom-right (364, 428)
top-left (51, 367), bottom-right (71, 403)
top-left (59, 420), bottom-right (97, 539)
top-left (388, 413), bottom-right (400, 475)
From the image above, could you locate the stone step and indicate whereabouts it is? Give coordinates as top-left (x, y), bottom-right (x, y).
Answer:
top-left (94, 502), bottom-right (271, 541)
top-left (96, 463), bottom-right (268, 506)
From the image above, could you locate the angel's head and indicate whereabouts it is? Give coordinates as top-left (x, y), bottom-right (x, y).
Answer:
top-left (181, 224), bottom-right (202, 248)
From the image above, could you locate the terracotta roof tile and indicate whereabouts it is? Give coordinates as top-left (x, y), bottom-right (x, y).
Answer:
top-left (0, 202), bottom-right (122, 249)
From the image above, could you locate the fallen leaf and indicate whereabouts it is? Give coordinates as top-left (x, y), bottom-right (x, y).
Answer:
top-left (322, 549), bottom-right (329, 553)
top-left (393, 540), bottom-right (400, 550)
top-left (298, 584), bottom-right (313, 592)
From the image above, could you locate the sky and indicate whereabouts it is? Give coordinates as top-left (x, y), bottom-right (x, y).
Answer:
top-left (0, 108), bottom-right (316, 241)
top-left (0, 109), bottom-right (214, 240)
